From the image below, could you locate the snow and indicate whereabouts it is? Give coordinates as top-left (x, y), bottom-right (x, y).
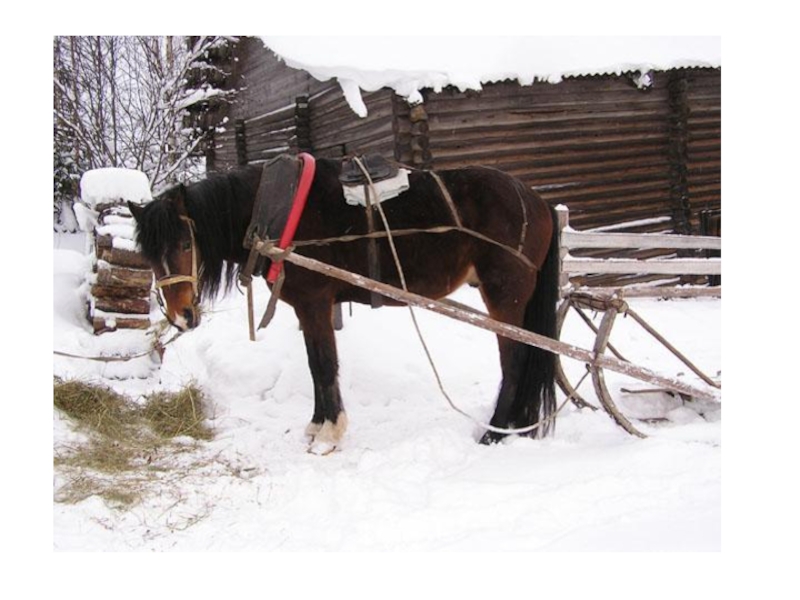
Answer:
top-left (261, 36), bottom-right (721, 116)
top-left (53, 229), bottom-right (722, 551)
top-left (79, 167), bottom-right (152, 209)
top-left (178, 86), bottom-right (226, 111)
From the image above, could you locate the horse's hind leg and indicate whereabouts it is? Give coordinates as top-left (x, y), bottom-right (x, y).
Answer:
top-left (295, 301), bottom-right (348, 455)
top-left (473, 261), bottom-right (537, 444)
top-left (481, 335), bottom-right (529, 444)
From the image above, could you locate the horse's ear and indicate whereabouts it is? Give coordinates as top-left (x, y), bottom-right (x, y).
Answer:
top-left (128, 201), bottom-right (144, 223)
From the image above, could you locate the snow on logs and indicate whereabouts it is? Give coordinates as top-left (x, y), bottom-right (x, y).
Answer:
top-left (78, 168), bottom-right (153, 334)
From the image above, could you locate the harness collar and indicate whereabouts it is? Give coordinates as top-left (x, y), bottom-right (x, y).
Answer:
top-left (266, 152), bottom-right (316, 283)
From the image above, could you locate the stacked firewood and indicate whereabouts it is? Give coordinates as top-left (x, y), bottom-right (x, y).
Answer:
top-left (89, 202), bottom-right (153, 333)
top-left (77, 168), bottom-right (154, 335)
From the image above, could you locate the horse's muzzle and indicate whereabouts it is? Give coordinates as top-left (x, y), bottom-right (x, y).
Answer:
top-left (184, 307), bottom-right (200, 329)
top-left (172, 306), bottom-right (201, 331)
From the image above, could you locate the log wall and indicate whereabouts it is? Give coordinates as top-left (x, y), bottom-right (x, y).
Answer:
top-left (422, 69), bottom-right (720, 236)
top-left (203, 38), bottom-right (720, 246)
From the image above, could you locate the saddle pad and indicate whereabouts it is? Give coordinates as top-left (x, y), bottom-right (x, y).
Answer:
top-left (244, 154), bottom-right (301, 248)
top-left (343, 168), bottom-right (411, 207)
top-left (339, 154), bottom-right (398, 185)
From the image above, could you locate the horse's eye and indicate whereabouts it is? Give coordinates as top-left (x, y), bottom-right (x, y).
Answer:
top-left (182, 241), bottom-right (192, 252)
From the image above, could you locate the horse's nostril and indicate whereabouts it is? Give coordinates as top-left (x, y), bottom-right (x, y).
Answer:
top-left (183, 308), bottom-right (196, 329)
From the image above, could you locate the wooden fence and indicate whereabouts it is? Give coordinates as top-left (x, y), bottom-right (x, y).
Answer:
top-left (553, 204), bottom-right (721, 435)
top-left (557, 205), bottom-right (721, 295)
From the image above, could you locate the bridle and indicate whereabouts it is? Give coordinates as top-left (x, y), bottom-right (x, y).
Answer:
top-left (153, 215), bottom-right (200, 316)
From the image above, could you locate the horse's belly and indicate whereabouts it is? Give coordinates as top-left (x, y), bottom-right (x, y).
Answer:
top-left (337, 238), bottom-right (475, 305)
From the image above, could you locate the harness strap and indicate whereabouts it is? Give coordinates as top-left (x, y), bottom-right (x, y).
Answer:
top-left (428, 171), bottom-right (463, 228)
top-left (242, 239), bottom-right (296, 340)
top-left (361, 174), bottom-right (384, 308)
top-left (257, 266), bottom-right (286, 330)
top-left (241, 158), bottom-right (538, 341)
top-left (155, 274), bottom-right (197, 289)
top-left (154, 215), bottom-right (199, 314)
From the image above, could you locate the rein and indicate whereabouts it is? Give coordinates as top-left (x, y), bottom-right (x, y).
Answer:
top-left (53, 328), bottom-right (185, 363)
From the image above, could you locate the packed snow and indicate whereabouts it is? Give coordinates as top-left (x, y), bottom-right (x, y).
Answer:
top-left (261, 36), bottom-right (721, 116)
top-left (53, 227), bottom-right (721, 551)
top-left (79, 168), bottom-right (152, 209)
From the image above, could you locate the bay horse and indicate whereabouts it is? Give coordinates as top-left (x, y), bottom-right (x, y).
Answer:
top-left (129, 156), bottom-right (559, 454)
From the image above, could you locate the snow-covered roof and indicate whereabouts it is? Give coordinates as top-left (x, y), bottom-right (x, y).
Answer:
top-left (80, 167), bottom-right (153, 209)
top-left (261, 36), bottom-right (721, 117)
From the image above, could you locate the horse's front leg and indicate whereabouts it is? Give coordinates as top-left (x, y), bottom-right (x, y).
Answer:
top-left (295, 301), bottom-right (348, 455)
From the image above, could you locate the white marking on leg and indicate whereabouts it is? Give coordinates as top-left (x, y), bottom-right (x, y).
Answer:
top-left (305, 421), bottom-right (323, 438)
top-left (308, 412), bottom-right (348, 455)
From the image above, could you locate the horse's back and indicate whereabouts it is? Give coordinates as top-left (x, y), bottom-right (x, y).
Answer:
top-left (295, 160), bottom-right (552, 305)
top-left (433, 166), bottom-right (554, 268)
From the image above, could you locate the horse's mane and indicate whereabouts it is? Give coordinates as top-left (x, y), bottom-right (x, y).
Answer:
top-left (135, 166), bottom-right (262, 301)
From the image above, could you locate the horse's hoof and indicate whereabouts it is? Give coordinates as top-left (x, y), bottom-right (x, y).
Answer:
top-left (307, 440), bottom-right (337, 456)
top-left (306, 413), bottom-right (347, 455)
top-left (479, 430), bottom-right (506, 445)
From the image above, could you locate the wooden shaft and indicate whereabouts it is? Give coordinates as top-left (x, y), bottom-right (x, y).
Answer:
top-left (262, 245), bottom-right (719, 402)
top-left (624, 306), bottom-right (720, 389)
top-left (247, 282), bottom-right (255, 341)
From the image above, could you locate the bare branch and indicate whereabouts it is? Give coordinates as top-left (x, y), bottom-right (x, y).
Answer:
top-left (54, 35), bottom-right (234, 197)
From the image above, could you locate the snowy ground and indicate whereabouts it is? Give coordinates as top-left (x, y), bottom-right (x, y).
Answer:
top-left (53, 231), bottom-right (721, 551)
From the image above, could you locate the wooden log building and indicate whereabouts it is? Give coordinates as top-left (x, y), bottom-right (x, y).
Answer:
top-left (186, 37), bottom-right (721, 287)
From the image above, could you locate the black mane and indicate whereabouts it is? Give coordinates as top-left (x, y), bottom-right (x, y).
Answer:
top-left (135, 193), bottom-right (181, 264)
top-left (134, 166), bottom-right (262, 301)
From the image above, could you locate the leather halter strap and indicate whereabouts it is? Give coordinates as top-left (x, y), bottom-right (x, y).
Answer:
top-left (154, 215), bottom-right (199, 304)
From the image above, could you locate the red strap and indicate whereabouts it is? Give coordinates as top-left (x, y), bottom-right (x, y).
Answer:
top-left (266, 152), bottom-right (316, 283)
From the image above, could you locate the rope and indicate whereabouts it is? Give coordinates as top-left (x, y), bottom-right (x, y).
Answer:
top-left (53, 328), bottom-right (185, 363)
top-left (243, 166), bottom-right (540, 335)
top-left (287, 225), bottom-right (538, 271)
top-left (53, 349), bottom-right (154, 363)
top-left (350, 157), bottom-right (569, 437)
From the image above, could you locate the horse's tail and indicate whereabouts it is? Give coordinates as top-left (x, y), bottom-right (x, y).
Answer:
top-left (511, 204), bottom-right (560, 437)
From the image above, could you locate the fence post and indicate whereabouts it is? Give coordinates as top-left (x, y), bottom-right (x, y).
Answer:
top-left (700, 209), bottom-right (722, 286)
top-left (555, 205), bottom-right (571, 296)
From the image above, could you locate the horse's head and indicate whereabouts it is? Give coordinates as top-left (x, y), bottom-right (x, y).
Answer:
top-left (129, 184), bottom-right (202, 331)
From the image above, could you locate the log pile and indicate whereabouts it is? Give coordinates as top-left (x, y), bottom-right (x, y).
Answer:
top-left (88, 202), bottom-right (153, 334)
top-left (78, 168), bottom-right (154, 335)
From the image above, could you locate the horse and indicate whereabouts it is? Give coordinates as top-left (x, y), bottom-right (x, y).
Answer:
top-left (128, 156), bottom-right (560, 454)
